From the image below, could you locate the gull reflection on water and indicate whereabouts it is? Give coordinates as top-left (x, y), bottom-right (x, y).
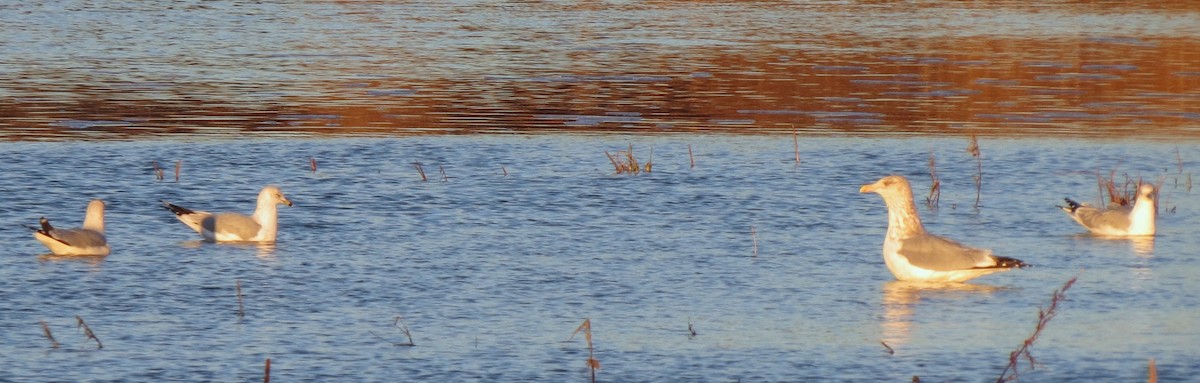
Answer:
top-left (880, 281), bottom-right (1005, 351)
top-left (178, 240), bottom-right (278, 259)
top-left (37, 253), bottom-right (107, 271)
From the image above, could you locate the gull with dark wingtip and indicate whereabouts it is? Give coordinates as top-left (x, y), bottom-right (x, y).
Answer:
top-left (1059, 183), bottom-right (1156, 236)
top-left (861, 175), bottom-right (1027, 283)
top-left (162, 185), bottom-right (293, 242)
top-left (28, 199), bottom-right (110, 256)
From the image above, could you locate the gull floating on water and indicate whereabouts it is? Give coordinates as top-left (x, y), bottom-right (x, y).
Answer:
top-left (1059, 183), bottom-right (1156, 236)
top-left (162, 185), bottom-right (293, 242)
top-left (860, 175), bottom-right (1027, 282)
top-left (28, 199), bottom-right (110, 256)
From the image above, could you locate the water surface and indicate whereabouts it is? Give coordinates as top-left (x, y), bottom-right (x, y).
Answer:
top-left (1, 135), bottom-right (1197, 381)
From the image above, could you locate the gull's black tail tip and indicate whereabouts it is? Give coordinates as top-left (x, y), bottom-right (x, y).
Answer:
top-left (995, 255), bottom-right (1030, 269)
top-left (160, 200), bottom-right (194, 216)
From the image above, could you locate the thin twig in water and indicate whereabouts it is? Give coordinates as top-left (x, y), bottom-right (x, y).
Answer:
top-left (76, 315), bottom-right (103, 349)
top-left (967, 135), bottom-right (982, 208)
top-left (439, 165), bottom-right (449, 182)
top-left (688, 144), bottom-right (695, 168)
top-left (310, 157), bottom-right (318, 173)
top-left (152, 161), bottom-right (165, 181)
top-left (40, 320), bottom-right (59, 348)
top-left (174, 160), bottom-right (181, 182)
top-left (926, 151), bottom-right (941, 209)
top-left (793, 124), bottom-right (801, 166)
top-left (751, 226), bottom-right (759, 257)
top-left (881, 341), bottom-right (894, 355)
top-left (371, 314), bottom-right (416, 347)
top-left (264, 358), bottom-right (271, 383)
top-left (412, 162), bottom-right (427, 181)
top-left (567, 318), bottom-right (600, 383)
top-left (237, 279), bottom-right (245, 319)
top-left (997, 274), bottom-right (1080, 382)
top-left (501, 166), bottom-right (508, 176)
top-left (687, 317), bottom-right (697, 338)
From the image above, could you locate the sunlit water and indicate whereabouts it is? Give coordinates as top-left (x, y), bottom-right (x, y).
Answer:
top-left (1, 1), bottom-right (1199, 381)
top-left (1, 135), bottom-right (1197, 381)
top-left (1, 1), bottom-right (1198, 139)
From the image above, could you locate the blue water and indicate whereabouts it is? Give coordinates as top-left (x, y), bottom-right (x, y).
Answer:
top-left (1, 135), bottom-right (1196, 381)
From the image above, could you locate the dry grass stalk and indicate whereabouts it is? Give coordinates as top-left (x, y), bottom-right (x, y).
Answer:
top-left (1148, 358), bottom-right (1157, 383)
top-left (567, 318), bottom-right (600, 383)
top-left (501, 166), bottom-right (508, 176)
top-left (688, 144), bottom-right (695, 168)
top-left (793, 124), bottom-right (801, 166)
top-left (967, 135), bottom-right (982, 208)
top-left (174, 160), bottom-right (181, 182)
top-left (751, 226), bottom-right (759, 257)
top-left (687, 317), bottom-right (697, 338)
top-left (412, 162), bottom-right (427, 181)
top-left (40, 320), bottom-right (60, 348)
top-left (439, 166), bottom-right (449, 182)
top-left (310, 157), bottom-right (318, 173)
top-left (881, 341), bottom-right (894, 355)
top-left (371, 314), bottom-right (416, 347)
top-left (76, 315), bottom-right (103, 349)
top-left (237, 279), bottom-right (245, 319)
top-left (264, 358), bottom-right (271, 383)
top-left (926, 152), bottom-right (941, 209)
top-left (152, 161), bottom-right (165, 181)
top-left (605, 144), bottom-right (651, 174)
top-left (997, 274), bottom-right (1079, 383)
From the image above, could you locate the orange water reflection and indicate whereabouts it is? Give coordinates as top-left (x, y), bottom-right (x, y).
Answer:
top-left (1, 2), bottom-right (1197, 140)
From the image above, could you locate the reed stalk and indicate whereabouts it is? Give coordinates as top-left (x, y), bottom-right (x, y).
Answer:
top-left (76, 315), bottom-right (103, 349)
top-left (237, 279), bottom-right (245, 319)
top-left (567, 318), bottom-right (600, 383)
top-left (925, 151), bottom-right (941, 209)
top-left (264, 358), bottom-right (271, 383)
top-left (967, 135), bottom-right (982, 208)
top-left (688, 144), bottom-right (695, 168)
top-left (439, 165), bottom-right (449, 182)
top-left (793, 124), bottom-right (801, 166)
top-left (996, 274), bottom-right (1079, 382)
top-left (40, 320), bottom-right (59, 348)
top-left (174, 160), bottom-right (181, 182)
top-left (152, 161), bottom-right (165, 181)
top-left (412, 162), bottom-right (427, 181)
top-left (1148, 358), bottom-right (1157, 383)
top-left (751, 226), bottom-right (759, 257)
top-left (371, 314), bottom-right (415, 347)
top-left (310, 157), bottom-right (318, 173)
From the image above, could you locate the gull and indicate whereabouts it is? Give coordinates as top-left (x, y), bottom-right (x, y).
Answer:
top-left (161, 185), bottom-right (293, 242)
top-left (860, 175), bottom-right (1027, 282)
top-left (1059, 183), bottom-right (1156, 236)
top-left (28, 200), bottom-right (110, 256)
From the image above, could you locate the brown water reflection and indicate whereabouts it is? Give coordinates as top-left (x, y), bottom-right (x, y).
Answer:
top-left (1, 1), bottom-right (1197, 140)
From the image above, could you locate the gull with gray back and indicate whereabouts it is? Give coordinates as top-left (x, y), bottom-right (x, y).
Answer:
top-left (162, 185), bottom-right (293, 242)
top-left (28, 199), bottom-right (110, 256)
top-left (860, 175), bottom-right (1027, 283)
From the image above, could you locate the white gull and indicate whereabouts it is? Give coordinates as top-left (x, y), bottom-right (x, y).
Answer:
top-left (29, 199), bottom-right (110, 256)
top-left (162, 185), bottom-right (293, 242)
top-left (861, 175), bottom-right (1027, 283)
top-left (1059, 183), bottom-right (1156, 236)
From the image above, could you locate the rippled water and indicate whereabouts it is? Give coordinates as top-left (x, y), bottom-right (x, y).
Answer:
top-left (1, 135), bottom-right (1198, 381)
top-left (2, 1), bottom-right (1199, 381)
top-left (1, 1), bottom-right (1198, 139)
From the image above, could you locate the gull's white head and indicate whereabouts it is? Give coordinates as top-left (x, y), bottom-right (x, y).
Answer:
top-left (860, 175), bottom-right (913, 202)
top-left (1136, 183), bottom-right (1156, 203)
top-left (83, 199), bottom-right (106, 232)
top-left (259, 185), bottom-right (293, 207)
